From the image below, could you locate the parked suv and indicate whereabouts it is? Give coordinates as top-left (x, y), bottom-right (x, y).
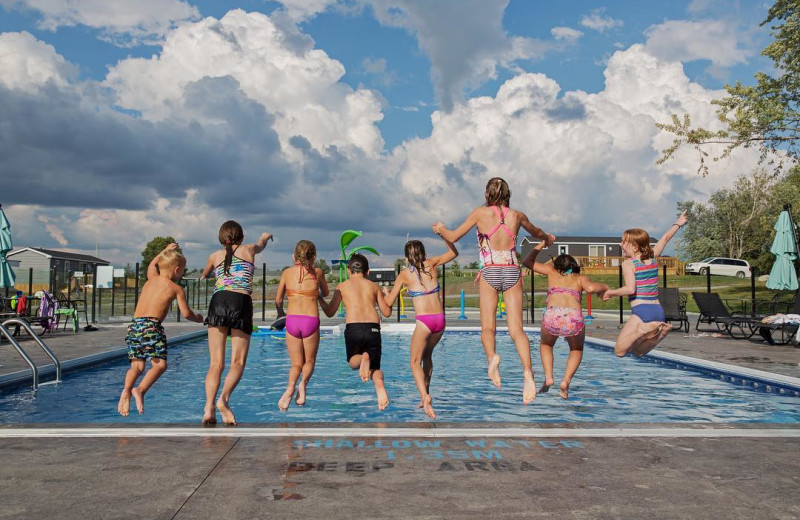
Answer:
top-left (685, 257), bottom-right (751, 278)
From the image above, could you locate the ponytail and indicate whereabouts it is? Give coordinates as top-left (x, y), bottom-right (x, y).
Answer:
top-left (218, 220), bottom-right (244, 275)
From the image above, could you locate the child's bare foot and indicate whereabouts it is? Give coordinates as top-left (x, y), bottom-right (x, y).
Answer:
top-left (359, 352), bottom-right (370, 382)
top-left (278, 389), bottom-right (293, 411)
top-left (657, 322), bottom-right (671, 340)
top-left (559, 380), bottom-right (570, 400)
top-left (131, 388), bottom-right (144, 414)
top-left (522, 371), bottom-right (536, 405)
top-left (217, 398), bottom-right (237, 425)
top-left (376, 386), bottom-right (389, 411)
top-left (295, 381), bottom-right (307, 406)
top-left (539, 377), bottom-right (554, 394)
top-left (488, 354), bottom-right (502, 388)
top-left (118, 391), bottom-right (131, 417)
top-left (422, 395), bottom-right (436, 419)
top-left (202, 404), bottom-right (217, 425)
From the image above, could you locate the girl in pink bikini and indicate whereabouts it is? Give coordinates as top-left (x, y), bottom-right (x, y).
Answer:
top-left (522, 240), bottom-right (608, 399)
top-left (275, 240), bottom-right (329, 411)
top-left (383, 235), bottom-right (458, 419)
top-left (433, 177), bottom-right (554, 404)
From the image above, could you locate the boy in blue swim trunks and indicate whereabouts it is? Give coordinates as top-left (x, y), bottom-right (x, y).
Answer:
top-left (118, 243), bottom-right (203, 417)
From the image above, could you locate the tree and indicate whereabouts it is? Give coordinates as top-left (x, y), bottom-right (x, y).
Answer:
top-left (140, 236), bottom-right (178, 280)
top-left (315, 259), bottom-right (331, 275)
top-left (658, 0), bottom-right (800, 176)
top-left (467, 261), bottom-right (480, 269)
top-left (676, 166), bottom-right (800, 271)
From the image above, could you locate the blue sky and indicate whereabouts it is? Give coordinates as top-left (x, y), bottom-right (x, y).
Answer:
top-left (0, 0), bottom-right (777, 266)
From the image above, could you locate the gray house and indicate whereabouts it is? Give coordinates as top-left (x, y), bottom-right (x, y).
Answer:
top-left (7, 247), bottom-right (109, 292)
top-left (520, 236), bottom-right (623, 263)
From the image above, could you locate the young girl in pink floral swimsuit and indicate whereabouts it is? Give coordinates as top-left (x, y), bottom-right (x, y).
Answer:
top-left (522, 240), bottom-right (608, 400)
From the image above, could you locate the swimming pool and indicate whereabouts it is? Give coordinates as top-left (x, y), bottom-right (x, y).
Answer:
top-left (1, 330), bottom-right (798, 424)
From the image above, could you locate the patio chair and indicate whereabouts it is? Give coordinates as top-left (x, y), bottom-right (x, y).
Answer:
top-left (691, 292), bottom-right (751, 339)
top-left (743, 290), bottom-right (800, 346)
top-left (658, 288), bottom-right (689, 333)
top-left (54, 292), bottom-right (80, 332)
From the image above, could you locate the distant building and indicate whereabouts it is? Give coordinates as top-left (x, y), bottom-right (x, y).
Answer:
top-left (519, 236), bottom-right (624, 263)
top-left (7, 247), bottom-right (110, 291)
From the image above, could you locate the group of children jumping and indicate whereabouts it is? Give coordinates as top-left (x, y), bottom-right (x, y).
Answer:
top-left (117, 177), bottom-right (688, 423)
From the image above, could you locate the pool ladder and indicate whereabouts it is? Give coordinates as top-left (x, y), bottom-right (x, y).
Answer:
top-left (0, 318), bottom-right (62, 390)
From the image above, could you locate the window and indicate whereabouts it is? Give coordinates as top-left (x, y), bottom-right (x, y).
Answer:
top-left (65, 261), bottom-right (71, 272)
top-left (588, 245), bottom-right (605, 257)
top-left (558, 245), bottom-right (569, 255)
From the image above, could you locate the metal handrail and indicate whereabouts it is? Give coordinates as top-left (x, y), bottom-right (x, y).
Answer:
top-left (1, 318), bottom-right (62, 389)
top-left (0, 324), bottom-right (39, 389)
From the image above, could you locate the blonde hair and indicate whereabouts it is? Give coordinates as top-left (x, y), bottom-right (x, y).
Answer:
top-left (622, 228), bottom-right (654, 261)
top-left (485, 177), bottom-right (510, 207)
top-left (294, 240), bottom-right (317, 272)
top-left (158, 249), bottom-right (186, 272)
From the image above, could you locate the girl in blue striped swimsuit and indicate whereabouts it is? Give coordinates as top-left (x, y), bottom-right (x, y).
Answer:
top-left (603, 211), bottom-right (688, 357)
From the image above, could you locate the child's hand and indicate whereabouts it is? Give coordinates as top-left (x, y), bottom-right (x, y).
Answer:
top-left (432, 222), bottom-right (445, 235)
top-left (602, 291), bottom-right (613, 301)
top-left (675, 210), bottom-right (688, 228)
top-left (191, 314), bottom-right (204, 324)
top-left (381, 286), bottom-right (389, 296)
top-left (261, 232), bottom-right (273, 243)
top-left (534, 240), bottom-right (546, 251)
top-left (545, 233), bottom-right (556, 246)
top-left (165, 242), bottom-right (180, 251)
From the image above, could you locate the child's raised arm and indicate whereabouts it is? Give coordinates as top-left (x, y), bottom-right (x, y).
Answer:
top-left (432, 208), bottom-right (480, 244)
top-left (518, 212), bottom-right (555, 245)
top-left (522, 240), bottom-right (555, 275)
top-left (652, 210), bottom-right (688, 257)
top-left (318, 289), bottom-right (342, 318)
top-left (428, 235), bottom-right (458, 268)
top-left (148, 243), bottom-right (179, 280)
top-left (252, 232), bottom-right (273, 254)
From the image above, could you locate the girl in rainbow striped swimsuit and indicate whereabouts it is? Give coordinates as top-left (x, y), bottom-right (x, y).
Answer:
top-left (602, 211), bottom-right (688, 357)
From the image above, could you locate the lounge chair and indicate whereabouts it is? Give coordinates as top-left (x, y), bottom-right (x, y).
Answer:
top-left (658, 287), bottom-right (689, 332)
top-left (742, 290), bottom-right (800, 346)
top-left (691, 292), bottom-right (751, 339)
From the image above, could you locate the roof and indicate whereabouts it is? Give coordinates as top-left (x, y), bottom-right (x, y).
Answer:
top-left (520, 236), bottom-right (622, 244)
top-left (8, 247), bottom-right (110, 264)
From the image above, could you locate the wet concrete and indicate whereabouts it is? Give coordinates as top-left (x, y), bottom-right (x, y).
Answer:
top-left (1, 311), bottom-right (798, 519)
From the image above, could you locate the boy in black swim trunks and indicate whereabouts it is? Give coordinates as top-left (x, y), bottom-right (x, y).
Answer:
top-left (318, 254), bottom-right (393, 410)
top-left (118, 243), bottom-right (203, 417)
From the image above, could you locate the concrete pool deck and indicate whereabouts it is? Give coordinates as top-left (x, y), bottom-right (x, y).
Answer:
top-left (1, 311), bottom-right (799, 519)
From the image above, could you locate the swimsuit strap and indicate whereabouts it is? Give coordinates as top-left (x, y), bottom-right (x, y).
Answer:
top-left (295, 262), bottom-right (317, 284)
top-left (477, 206), bottom-right (517, 244)
top-left (406, 265), bottom-right (439, 297)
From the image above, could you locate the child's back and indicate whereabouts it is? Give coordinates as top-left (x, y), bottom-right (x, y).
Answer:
top-left (337, 275), bottom-right (386, 323)
top-left (135, 276), bottom-right (183, 321)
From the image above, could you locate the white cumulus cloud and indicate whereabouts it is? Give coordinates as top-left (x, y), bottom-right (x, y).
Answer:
top-left (644, 19), bottom-right (750, 69)
top-left (0, 0), bottom-right (200, 45)
top-left (0, 31), bottom-right (76, 89)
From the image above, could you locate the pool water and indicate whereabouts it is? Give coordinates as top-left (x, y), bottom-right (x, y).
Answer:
top-left (1, 332), bottom-right (798, 424)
